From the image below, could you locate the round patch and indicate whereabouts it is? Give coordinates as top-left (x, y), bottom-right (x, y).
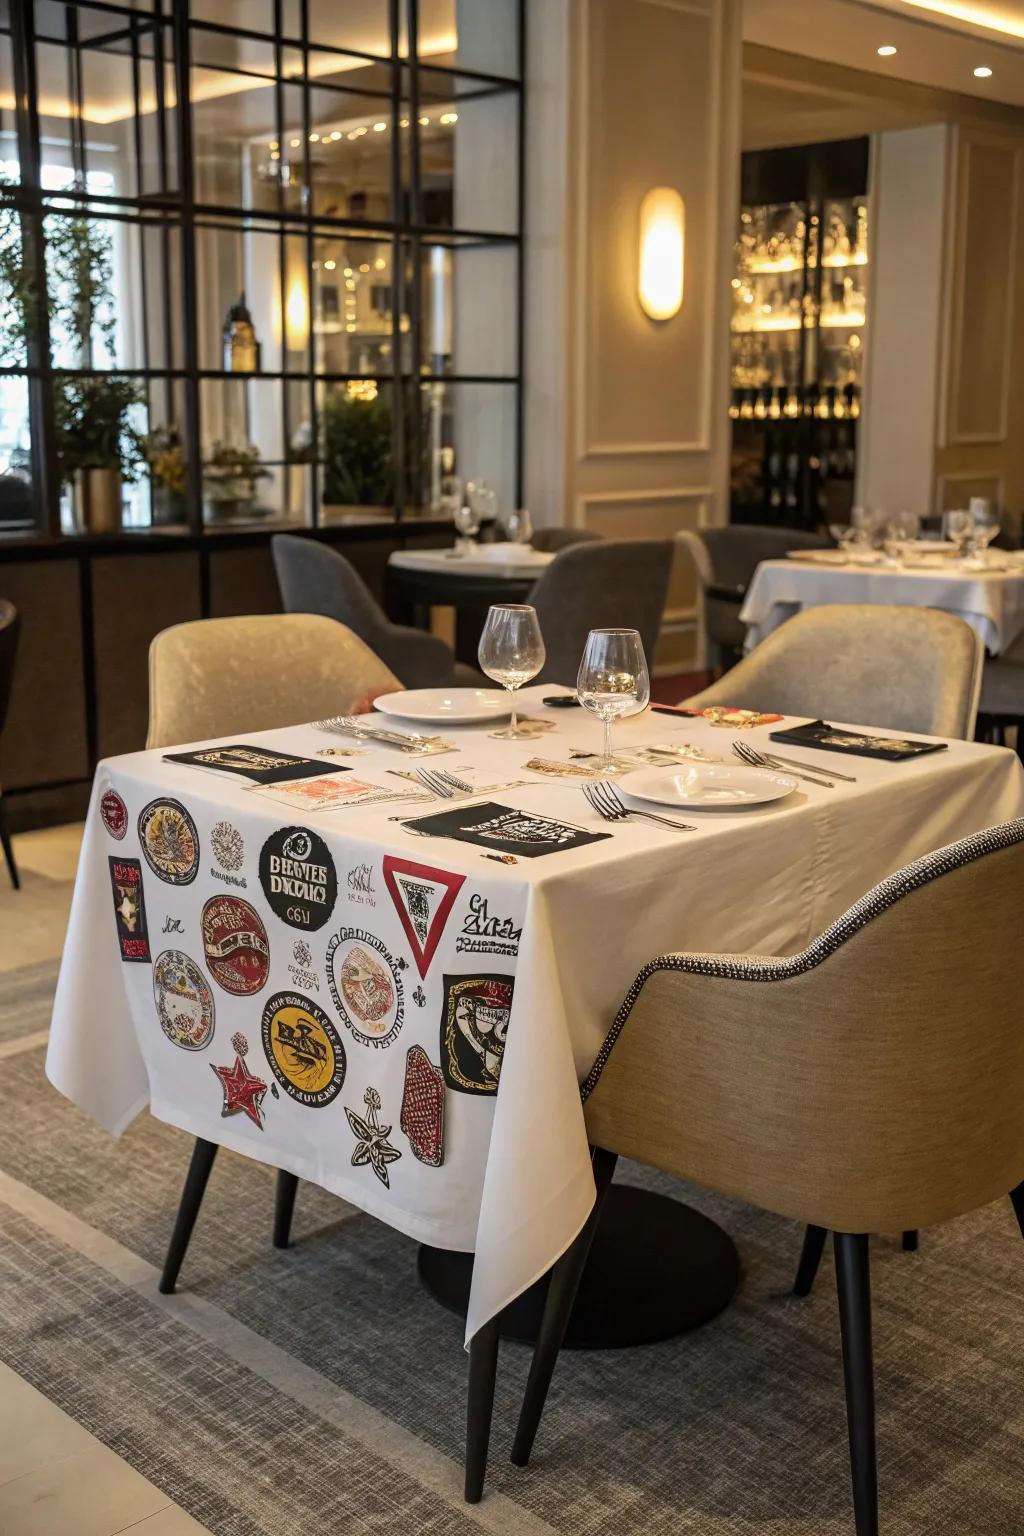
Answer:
top-left (261, 991), bottom-right (346, 1107)
top-left (138, 799), bottom-right (200, 885)
top-left (326, 927), bottom-right (404, 1049)
top-left (258, 826), bottom-right (338, 932)
top-left (153, 950), bottom-right (215, 1050)
top-left (211, 820), bottom-right (244, 872)
top-left (100, 789), bottom-right (128, 840)
top-left (201, 895), bottom-right (270, 996)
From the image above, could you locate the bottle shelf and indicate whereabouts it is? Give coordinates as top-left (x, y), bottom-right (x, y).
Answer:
top-left (743, 252), bottom-right (868, 275)
top-left (731, 311), bottom-right (865, 334)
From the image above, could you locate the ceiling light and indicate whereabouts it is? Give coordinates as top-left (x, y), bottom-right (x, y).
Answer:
top-left (373, 121), bottom-right (387, 132)
top-left (419, 115), bottom-right (430, 126)
top-left (309, 132), bottom-right (320, 143)
top-left (974, 64), bottom-right (993, 77)
top-left (324, 259), bottom-right (336, 271)
top-left (289, 138), bottom-right (300, 148)
top-left (329, 130), bottom-right (341, 141)
top-left (877, 45), bottom-right (898, 56)
top-left (440, 111), bottom-right (458, 125)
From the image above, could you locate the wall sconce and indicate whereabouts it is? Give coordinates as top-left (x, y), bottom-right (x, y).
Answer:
top-left (638, 187), bottom-right (685, 320)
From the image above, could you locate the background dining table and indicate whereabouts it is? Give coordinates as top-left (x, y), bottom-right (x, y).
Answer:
top-left (387, 546), bottom-right (555, 665)
top-left (46, 689), bottom-right (1024, 1349)
top-left (741, 553), bottom-right (1024, 654)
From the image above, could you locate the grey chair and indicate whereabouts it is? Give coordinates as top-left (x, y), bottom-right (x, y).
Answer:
top-left (530, 526), bottom-right (604, 554)
top-left (272, 535), bottom-right (480, 688)
top-left (678, 524), bottom-right (829, 672)
top-left (0, 599), bottom-right (19, 890)
top-left (527, 539), bottom-right (673, 686)
top-left (977, 636), bottom-right (1024, 757)
top-left (682, 604), bottom-right (983, 739)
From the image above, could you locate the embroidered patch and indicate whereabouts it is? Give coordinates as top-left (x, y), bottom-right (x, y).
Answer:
top-left (201, 895), bottom-right (270, 996)
top-left (108, 857), bottom-right (151, 962)
top-left (345, 1086), bottom-right (401, 1187)
top-left (455, 893), bottom-right (522, 958)
top-left (211, 820), bottom-right (244, 871)
top-left (260, 991), bottom-right (346, 1108)
top-left (258, 825), bottom-right (338, 932)
top-left (400, 1045), bottom-right (445, 1167)
top-left (138, 799), bottom-right (200, 885)
top-left (403, 801), bottom-right (610, 858)
top-left (441, 974), bottom-right (514, 1094)
top-left (413, 984), bottom-right (426, 1008)
top-left (153, 949), bottom-right (215, 1050)
top-left (381, 856), bottom-right (465, 978)
top-left (211, 1032), bottom-right (267, 1128)
top-left (326, 926), bottom-right (404, 1048)
top-left (99, 789), bottom-right (128, 840)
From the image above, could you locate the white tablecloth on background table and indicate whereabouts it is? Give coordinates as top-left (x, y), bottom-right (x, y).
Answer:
top-left (388, 546), bottom-right (555, 580)
top-left (46, 691), bottom-right (1024, 1344)
top-left (741, 558), bottom-right (1024, 654)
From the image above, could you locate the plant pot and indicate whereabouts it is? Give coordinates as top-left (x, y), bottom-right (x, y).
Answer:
top-left (203, 495), bottom-right (255, 525)
top-left (152, 485), bottom-right (186, 528)
top-left (78, 468), bottom-right (123, 534)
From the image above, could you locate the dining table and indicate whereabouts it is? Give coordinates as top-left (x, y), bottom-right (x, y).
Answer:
top-left (741, 551), bottom-right (1024, 654)
top-left (387, 545), bottom-right (555, 665)
top-left (45, 687), bottom-right (1024, 1351)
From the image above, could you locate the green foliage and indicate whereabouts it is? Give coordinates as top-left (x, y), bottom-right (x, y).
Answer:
top-left (0, 179), bottom-right (37, 367)
top-left (322, 390), bottom-right (394, 506)
top-left (45, 211), bottom-right (117, 363)
top-left (203, 440), bottom-right (271, 504)
top-left (54, 374), bottom-right (144, 483)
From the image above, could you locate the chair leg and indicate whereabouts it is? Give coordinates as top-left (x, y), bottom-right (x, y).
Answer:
top-left (0, 796), bottom-right (19, 891)
top-left (1010, 1181), bottom-right (1024, 1241)
top-left (901, 1230), bottom-right (919, 1252)
top-left (273, 1170), bottom-right (299, 1249)
top-left (511, 1147), bottom-right (619, 1469)
top-left (465, 1314), bottom-right (501, 1503)
top-left (793, 1223), bottom-right (828, 1297)
top-left (159, 1137), bottom-right (219, 1295)
top-left (834, 1233), bottom-right (879, 1536)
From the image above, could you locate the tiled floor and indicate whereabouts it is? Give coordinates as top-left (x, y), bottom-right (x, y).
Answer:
top-left (0, 823), bottom-right (214, 1536)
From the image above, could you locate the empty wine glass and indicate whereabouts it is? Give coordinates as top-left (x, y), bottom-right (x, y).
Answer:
top-left (969, 505), bottom-right (1001, 565)
top-left (882, 510), bottom-right (920, 564)
top-left (943, 509), bottom-right (974, 559)
top-left (477, 605), bottom-right (546, 739)
top-left (577, 629), bottom-right (651, 771)
top-left (504, 507), bottom-right (534, 546)
top-left (453, 500), bottom-right (481, 552)
top-left (467, 479), bottom-right (498, 532)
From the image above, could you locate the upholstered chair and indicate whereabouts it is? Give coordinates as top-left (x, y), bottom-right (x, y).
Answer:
top-left (677, 524), bottom-right (829, 672)
top-left (509, 820), bottom-right (1024, 1534)
top-left (147, 613), bottom-right (401, 749)
top-left (530, 526), bottom-right (604, 553)
top-left (272, 534), bottom-right (480, 687)
top-left (681, 604), bottom-right (983, 739)
top-left (0, 598), bottom-right (20, 889)
top-left (977, 635), bottom-right (1024, 758)
top-left (528, 539), bottom-right (673, 685)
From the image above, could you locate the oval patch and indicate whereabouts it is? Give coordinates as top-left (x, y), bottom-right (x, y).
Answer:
top-left (326, 927), bottom-right (404, 1049)
top-left (261, 991), bottom-right (346, 1107)
top-left (153, 949), bottom-right (215, 1050)
top-left (201, 895), bottom-right (270, 996)
top-left (138, 799), bottom-right (200, 885)
top-left (100, 789), bottom-right (128, 840)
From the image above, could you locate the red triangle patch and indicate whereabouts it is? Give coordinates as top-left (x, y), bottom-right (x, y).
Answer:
top-left (382, 857), bottom-right (466, 979)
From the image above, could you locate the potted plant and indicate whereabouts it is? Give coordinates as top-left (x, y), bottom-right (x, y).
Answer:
top-left (142, 425), bottom-right (187, 527)
top-left (54, 374), bottom-right (143, 534)
top-left (202, 441), bottom-right (271, 523)
top-left (322, 388), bottom-right (394, 510)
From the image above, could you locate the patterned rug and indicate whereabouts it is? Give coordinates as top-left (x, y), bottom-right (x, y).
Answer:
top-left (1, 961), bottom-right (1023, 1535)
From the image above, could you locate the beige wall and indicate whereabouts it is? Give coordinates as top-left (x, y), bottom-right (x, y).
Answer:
top-left (525, 0), bottom-right (741, 672)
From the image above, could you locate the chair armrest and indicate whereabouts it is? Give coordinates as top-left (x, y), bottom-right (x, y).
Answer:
top-left (376, 623), bottom-right (459, 689)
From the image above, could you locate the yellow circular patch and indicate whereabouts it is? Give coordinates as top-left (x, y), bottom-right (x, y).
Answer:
top-left (260, 993), bottom-right (346, 1107)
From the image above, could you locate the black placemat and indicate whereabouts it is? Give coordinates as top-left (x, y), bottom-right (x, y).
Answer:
top-left (163, 744), bottom-right (351, 783)
top-left (769, 720), bottom-right (948, 762)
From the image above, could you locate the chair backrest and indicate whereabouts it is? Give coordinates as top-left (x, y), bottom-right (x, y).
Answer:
top-left (700, 524), bottom-right (828, 592)
top-left (530, 526), bottom-right (604, 554)
top-left (584, 820), bottom-right (1024, 1234)
top-left (528, 539), bottom-right (673, 686)
top-left (682, 603), bottom-right (983, 738)
top-left (272, 534), bottom-right (387, 641)
top-left (0, 599), bottom-right (19, 739)
top-left (147, 614), bottom-right (400, 749)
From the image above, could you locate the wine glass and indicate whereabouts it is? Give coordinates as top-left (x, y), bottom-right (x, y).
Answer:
top-left (968, 504), bottom-right (1001, 566)
top-left (477, 605), bottom-right (546, 739)
top-left (943, 509), bottom-right (974, 560)
top-left (577, 629), bottom-right (651, 771)
top-left (453, 499), bottom-right (481, 553)
top-left (882, 510), bottom-right (919, 565)
top-left (504, 507), bottom-right (534, 546)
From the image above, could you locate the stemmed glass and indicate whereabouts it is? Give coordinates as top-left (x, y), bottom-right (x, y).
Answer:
top-left (967, 505), bottom-right (1001, 567)
top-left (882, 510), bottom-right (920, 565)
top-left (943, 509), bottom-right (974, 560)
top-left (477, 604), bottom-right (546, 739)
top-left (453, 500), bottom-right (481, 553)
top-left (577, 629), bottom-right (651, 771)
top-left (504, 507), bottom-right (534, 546)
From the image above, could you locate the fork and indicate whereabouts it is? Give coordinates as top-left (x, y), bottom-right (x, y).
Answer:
top-left (414, 767), bottom-right (476, 798)
top-left (733, 740), bottom-right (835, 789)
top-left (583, 780), bottom-right (694, 832)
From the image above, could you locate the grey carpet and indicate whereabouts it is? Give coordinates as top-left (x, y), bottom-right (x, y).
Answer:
top-left (0, 958), bottom-right (57, 1043)
top-left (0, 961), bottom-right (1022, 1533)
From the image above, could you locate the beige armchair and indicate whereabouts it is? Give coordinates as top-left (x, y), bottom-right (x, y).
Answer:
top-left (512, 819), bottom-right (1024, 1534)
top-left (682, 603), bottom-right (983, 739)
top-left (147, 613), bottom-right (400, 749)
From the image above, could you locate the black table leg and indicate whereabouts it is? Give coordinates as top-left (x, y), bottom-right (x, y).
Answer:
top-left (793, 1223), bottom-right (828, 1297)
top-left (465, 1315), bottom-right (501, 1504)
top-left (159, 1137), bottom-right (218, 1294)
top-left (0, 796), bottom-right (19, 890)
top-left (273, 1170), bottom-right (299, 1249)
top-left (835, 1232), bottom-right (879, 1536)
top-left (901, 1230), bottom-right (919, 1252)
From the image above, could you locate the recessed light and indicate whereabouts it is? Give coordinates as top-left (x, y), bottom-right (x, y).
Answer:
top-left (877, 44), bottom-right (898, 56)
top-left (974, 65), bottom-right (993, 77)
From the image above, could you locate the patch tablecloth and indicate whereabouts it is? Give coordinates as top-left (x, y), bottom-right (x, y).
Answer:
top-left (46, 694), bottom-right (1024, 1342)
top-left (741, 558), bottom-right (1024, 654)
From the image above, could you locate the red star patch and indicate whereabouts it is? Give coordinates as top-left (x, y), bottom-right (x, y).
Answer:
top-left (211, 1052), bottom-right (267, 1129)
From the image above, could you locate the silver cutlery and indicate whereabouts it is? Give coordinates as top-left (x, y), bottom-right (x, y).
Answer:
top-left (583, 780), bottom-right (694, 832)
top-left (732, 740), bottom-right (835, 789)
top-left (413, 767), bottom-right (476, 798)
top-left (757, 748), bottom-right (857, 783)
top-left (313, 715), bottom-right (445, 750)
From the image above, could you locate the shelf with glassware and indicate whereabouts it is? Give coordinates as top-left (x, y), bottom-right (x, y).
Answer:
top-left (729, 157), bottom-right (869, 532)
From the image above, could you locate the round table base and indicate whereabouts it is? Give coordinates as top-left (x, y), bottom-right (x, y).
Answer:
top-left (418, 1185), bottom-right (741, 1349)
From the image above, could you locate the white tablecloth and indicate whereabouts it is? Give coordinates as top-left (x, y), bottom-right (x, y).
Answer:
top-left (388, 547), bottom-right (554, 580)
top-left (741, 558), bottom-right (1024, 654)
top-left (46, 692), bottom-right (1024, 1344)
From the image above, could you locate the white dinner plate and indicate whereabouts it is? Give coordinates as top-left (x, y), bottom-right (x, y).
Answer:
top-left (374, 687), bottom-right (512, 725)
top-left (623, 762), bottom-right (798, 810)
top-left (785, 548), bottom-right (849, 565)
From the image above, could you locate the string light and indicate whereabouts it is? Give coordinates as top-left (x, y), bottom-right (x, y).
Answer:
top-left (373, 121), bottom-right (387, 132)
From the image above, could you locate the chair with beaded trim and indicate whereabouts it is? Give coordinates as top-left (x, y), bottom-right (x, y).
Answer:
top-left (510, 820), bottom-right (1024, 1535)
